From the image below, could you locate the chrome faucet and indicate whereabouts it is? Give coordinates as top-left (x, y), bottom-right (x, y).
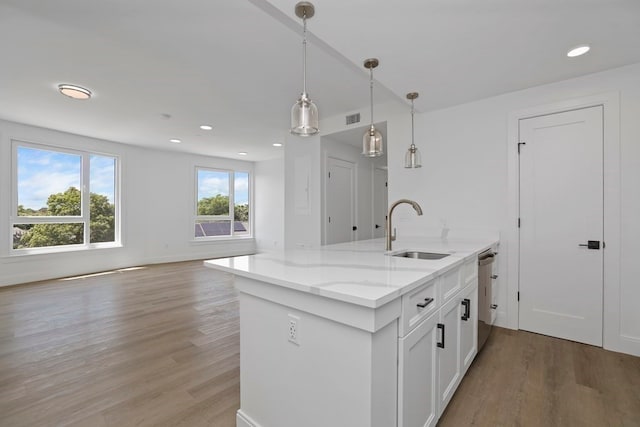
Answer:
top-left (386, 199), bottom-right (423, 251)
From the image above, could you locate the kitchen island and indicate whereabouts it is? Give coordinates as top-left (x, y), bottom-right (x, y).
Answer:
top-left (204, 236), bottom-right (498, 427)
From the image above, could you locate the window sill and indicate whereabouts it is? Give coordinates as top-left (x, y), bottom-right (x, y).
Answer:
top-left (189, 236), bottom-right (255, 245)
top-left (3, 243), bottom-right (123, 261)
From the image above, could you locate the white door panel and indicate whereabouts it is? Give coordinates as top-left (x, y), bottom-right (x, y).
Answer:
top-left (519, 106), bottom-right (603, 346)
top-left (398, 313), bottom-right (439, 427)
top-left (327, 158), bottom-right (355, 244)
top-left (373, 168), bottom-right (387, 239)
top-left (438, 296), bottom-right (461, 414)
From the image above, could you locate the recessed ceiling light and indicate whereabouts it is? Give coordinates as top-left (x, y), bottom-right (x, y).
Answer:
top-left (200, 125), bottom-right (213, 130)
top-left (238, 152), bottom-right (248, 156)
top-left (58, 84), bottom-right (92, 100)
top-left (170, 138), bottom-right (182, 144)
top-left (567, 45), bottom-right (590, 58)
top-left (273, 143), bottom-right (283, 147)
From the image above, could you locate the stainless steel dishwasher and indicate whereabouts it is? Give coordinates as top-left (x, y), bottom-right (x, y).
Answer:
top-left (478, 249), bottom-right (497, 351)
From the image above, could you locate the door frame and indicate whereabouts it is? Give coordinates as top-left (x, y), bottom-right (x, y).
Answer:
top-left (506, 92), bottom-right (623, 352)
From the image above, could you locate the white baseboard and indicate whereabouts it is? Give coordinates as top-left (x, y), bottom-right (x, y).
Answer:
top-left (237, 410), bottom-right (261, 427)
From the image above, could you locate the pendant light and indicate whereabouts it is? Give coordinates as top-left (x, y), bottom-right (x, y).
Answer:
top-left (404, 92), bottom-right (422, 168)
top-left (362, 58), bottom-right (383, 157)
top-left (290, 2), bottom-right (319, 136)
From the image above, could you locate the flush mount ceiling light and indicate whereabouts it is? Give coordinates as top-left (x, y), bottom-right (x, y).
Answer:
top-left (290, 2), bottom-right (319, 137)
top-left (199, 125), bottom-right (213, 130)
top-left (238, 152), bottom-right (248, 156)
top-left (58, 84), bottom-right (92, 100)
top-left (567, 45), bottom-right (590, 57)
top-left (273, 143), bottom-right (283, 147)
top-left (404, 92), bottom-right (422, 168)
top-left (362, 58), bottom-right (383, 157)
top-left (169, 138), bottom-right (182, 144)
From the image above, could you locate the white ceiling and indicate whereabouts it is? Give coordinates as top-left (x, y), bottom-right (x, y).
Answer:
top-left (1, 0), bottom-right (639, 161)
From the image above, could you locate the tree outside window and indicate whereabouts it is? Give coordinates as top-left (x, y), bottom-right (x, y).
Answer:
top-left (195, 168), bottom-right (250, 238)
top-left (12, 144), bottom-right (118, 252)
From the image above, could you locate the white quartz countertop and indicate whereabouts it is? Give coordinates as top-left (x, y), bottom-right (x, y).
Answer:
top-left (204, 237), bottom-right (497, 308)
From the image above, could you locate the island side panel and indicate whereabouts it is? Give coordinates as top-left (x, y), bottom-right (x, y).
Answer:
top-left (371, 319), bottom-right (398, 427)
top-left (237, 291), bottom-right (398, 427)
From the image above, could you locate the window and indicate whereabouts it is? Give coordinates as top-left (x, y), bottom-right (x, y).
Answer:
top-left (195, 168), bottom-right (250, 238)
top-left (11, 142), bottom-right (119, 253)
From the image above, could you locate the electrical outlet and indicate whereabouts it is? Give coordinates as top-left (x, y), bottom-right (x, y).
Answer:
top-left (288, 314), bottom-right (300, 345)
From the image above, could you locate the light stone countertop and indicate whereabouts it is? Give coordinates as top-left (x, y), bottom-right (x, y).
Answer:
top-left (204, 236), bottom-right (497, 308)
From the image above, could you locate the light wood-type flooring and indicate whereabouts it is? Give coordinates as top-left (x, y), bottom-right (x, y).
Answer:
top-left (0, 260), bottom-right (240, 427)
top-left (440, 327), bottom-right (640, 427)
top-left (1, 260), bottom-right (639, 426)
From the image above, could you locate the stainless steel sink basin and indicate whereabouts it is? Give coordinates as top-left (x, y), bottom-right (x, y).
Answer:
top-left (392, 251), bottom-right (450, 260)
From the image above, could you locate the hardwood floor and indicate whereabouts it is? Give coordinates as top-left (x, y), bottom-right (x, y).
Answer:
top-left (0, 260), bottom-right (240, 427)
top-left (1, 261), bottom-right (639, 427)
top-left (439, 327), bottom-right (640, 427)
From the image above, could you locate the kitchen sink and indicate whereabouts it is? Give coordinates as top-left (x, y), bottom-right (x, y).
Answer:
top-left (391, 251), bottom-right (450, 260)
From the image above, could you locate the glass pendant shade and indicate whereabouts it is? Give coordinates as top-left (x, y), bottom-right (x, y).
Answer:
top-left (363, 125), bottom-right (383, 157)
top-left (405, 144), bottom-right (422, 168)
top-left (404, 91), bottom-right (422, 168)
top-left (362, 58), bottom-right (383, 157)
top-left (290, 2), bottom-right (319, 137)
top-left (291, 92), bottom-right (319, 136)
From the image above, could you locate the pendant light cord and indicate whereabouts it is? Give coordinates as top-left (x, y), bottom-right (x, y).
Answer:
top-left (410, 99), bottom-right (415, 148)
top-left (369, 67), bottom-right (374, 127)
top-left (302, 14), bottom-right (307, 95)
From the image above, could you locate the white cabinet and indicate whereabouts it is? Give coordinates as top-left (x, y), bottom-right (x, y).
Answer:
top-left (440, 266), bottom-right (462, 304)
top-left (398, 264), bottom-right (479, 426)
top-left (399, 277), bottom-right (438, 336)
top-left (398, 312), bottom-right (439, 427)
top-left (460, 282), bottom-right (478, 376)
top-left (437, 294), bottom-right (462, 413)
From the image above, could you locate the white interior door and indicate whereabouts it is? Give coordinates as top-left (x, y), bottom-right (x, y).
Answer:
top-left (519, 106), bottom-right (603, 346)
top-left (373, 168), bottom-right (388, 239)
top-left (326, 158), bottom-right (355, 244)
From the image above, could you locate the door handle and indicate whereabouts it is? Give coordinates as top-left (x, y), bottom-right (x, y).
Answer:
top-left (375, 224), bottom-right (381, 229)
top-left (352, 226), bottom-right (357, 231)
top-left (437, 323), bottom-right (445, 348)
top-left (578, 240), bottom-right (600, 250)
top-left (491, 304), bottom-right (498, 309)
top-left (461, 298), bottom-right (471, 321)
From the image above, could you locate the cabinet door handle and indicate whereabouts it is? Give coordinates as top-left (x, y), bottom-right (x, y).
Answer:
top-left (461, 298), bottom-right (471, 321)
top-left (491, 274), bottom-right (498, 280)
top-left (416, 297), bottom-right (434, 308)
top-left (491, 304), bottom-right (498, 309)
top-left (437, 323), bottom-right (445, 348)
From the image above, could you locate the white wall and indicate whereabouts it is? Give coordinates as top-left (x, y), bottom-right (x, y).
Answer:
top-left (254, 156), bottom-right (285, 252)
top-left (0, 120), bottom-right (256, 286)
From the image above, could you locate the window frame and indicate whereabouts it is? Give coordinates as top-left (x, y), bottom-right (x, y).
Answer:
top-left (193, 166), bottom-right (252, 240)
top-left (10, 140), bottom-right (121, 255)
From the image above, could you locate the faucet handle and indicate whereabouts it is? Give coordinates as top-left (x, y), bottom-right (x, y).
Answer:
top-left (391, 227), bottom-right (397, 242)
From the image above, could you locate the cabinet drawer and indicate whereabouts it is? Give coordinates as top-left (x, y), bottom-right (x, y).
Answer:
top-left (462, 257), bottom-right (477, 285)
top-left (439, 266), bottom-right (463, 304)
top-left (440, 266), bottom-right (462, 304)
top-left (400, 278), bottom-right (438, 337)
